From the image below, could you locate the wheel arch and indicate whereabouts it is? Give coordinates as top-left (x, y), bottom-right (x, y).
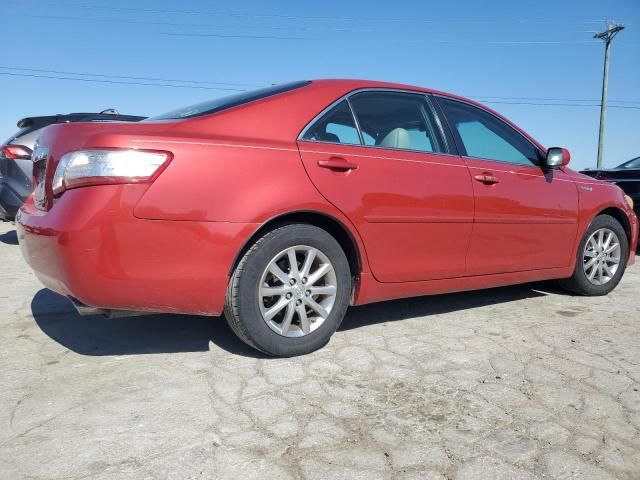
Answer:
top-left (229, 210), bottom-right (364, 283)
top-left (596, 206), bottom-right (632, 245)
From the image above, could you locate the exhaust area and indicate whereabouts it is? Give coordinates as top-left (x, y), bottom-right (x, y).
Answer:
top-left (68, 297), bottom-right (154, 318)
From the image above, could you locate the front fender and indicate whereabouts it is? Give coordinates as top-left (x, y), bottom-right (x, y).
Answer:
top-left (575, 181), bottom-right (638, 266)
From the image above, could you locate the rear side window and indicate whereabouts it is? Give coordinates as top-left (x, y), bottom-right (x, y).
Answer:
top-left (301, 100), bottom-right (361, 145)
top-left (349, 92), bottom-right (445, 153)
top-left (439, 97), bottom-right (540, 166)
top-left (152, 81), bottom-right (311, 120)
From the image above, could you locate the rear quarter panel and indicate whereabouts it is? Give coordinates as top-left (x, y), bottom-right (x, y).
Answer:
top-left (130, 134), bottom-right (371, 276)
top-left (132, 137), bottom-right (333, 223)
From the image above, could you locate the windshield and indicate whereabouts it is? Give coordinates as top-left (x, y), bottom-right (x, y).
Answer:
top-left (617, 157), bottom-right (640, 169)
top-left (151, 81), bottom-right (311, 120)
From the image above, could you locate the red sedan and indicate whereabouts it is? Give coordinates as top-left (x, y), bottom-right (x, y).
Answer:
top-left (17, 79), bottom-right (638, 356)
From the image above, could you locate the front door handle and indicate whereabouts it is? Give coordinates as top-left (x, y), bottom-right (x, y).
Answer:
top-left (317, 157), bottom-right (358, 171)
top-left (474, 173), bottom-right (500, 184)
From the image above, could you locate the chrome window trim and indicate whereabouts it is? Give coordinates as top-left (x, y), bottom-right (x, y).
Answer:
top-left (297, 139), bottom-right (463, 159)
top-left (345, 97), bottom-right (365, 145)
top-left (299, 97), bottom-right (362, 147)
top-left (432, 94), bottom-right (545, 167)
top-left (297, 87), bottom-right (452, 156)
top-left (461, 155), bottom-right (545, 170)
top-left (298, 96), bottom-right (358, 143)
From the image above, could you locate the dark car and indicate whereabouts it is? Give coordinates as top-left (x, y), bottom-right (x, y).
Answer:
top-left (0, 110), bottom-right (145, 220)
top-left (581, 157), bottom-right (640, 218)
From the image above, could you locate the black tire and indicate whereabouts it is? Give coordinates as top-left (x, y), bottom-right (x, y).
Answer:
top-left (224, 224), bottom-right (352, 356)
top-left (559, 214), bottom-right (629, 296)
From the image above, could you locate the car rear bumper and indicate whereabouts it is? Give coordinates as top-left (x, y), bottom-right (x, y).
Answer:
top-left (16, 184), bottom-right (258, 315)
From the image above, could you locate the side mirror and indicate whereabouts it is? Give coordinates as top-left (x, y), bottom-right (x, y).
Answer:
top-left (545, 147), bottom-right (570, 168)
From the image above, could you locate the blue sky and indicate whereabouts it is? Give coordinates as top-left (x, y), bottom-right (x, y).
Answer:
top-left (1, 0), bottom-right (638, 170)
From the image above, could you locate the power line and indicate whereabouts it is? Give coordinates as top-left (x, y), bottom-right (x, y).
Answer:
top-left (0, 72), bottom-right (248, 91)
top-left (2, 70), bottom-right (640, 111)
top-left (2, 12), bottom-right (598, 45)
top-left (2, 13), bottom-right (376, 34)
top-left (3, 12), bottom-right (601, 35)
top-left (156, 31), bottom-right (308, 40)
top-left (41, 2), bottom-right (607, 25)
top-left (481, 100), bottom-right (640, 110)
top-left (0, 66), bottom-right (262, 87)
top-left (12, 65), bottom-right (638, 105)
top-left (426, 40), bottom-right (593, 45)
top-left (473, 95), bottom-right (640, 104)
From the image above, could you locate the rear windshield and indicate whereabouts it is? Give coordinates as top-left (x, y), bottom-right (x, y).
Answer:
top-left (151, 81), bottom-right (311, 120)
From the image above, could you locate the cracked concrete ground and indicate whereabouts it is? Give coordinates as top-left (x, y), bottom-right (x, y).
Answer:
top-left (1, 221), bottom-right (639, 480)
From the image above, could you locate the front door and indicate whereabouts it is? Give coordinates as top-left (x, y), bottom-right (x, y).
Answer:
top-left (437, 96), bottom-right (579, 276)
top-left (297, 91), bottom-right (475, 282)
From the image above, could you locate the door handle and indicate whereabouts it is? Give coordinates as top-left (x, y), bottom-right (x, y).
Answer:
top-left (474, 173), bottom-right (500, 184)
top-left (317, 157), bottom-right (358, 171)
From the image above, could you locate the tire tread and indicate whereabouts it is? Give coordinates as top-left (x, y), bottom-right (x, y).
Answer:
top-left (223, 227), bottom-right (285, 354)
top-left (224, 223), bottom-right (350, 356)
top-left (559, 214), bottom-right (629, 296)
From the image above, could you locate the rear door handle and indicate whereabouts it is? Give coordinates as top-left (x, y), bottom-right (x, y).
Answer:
top-left (474, 173), bottom-right (500, 184)
top-left (317, 157), bottom-right (358, 171)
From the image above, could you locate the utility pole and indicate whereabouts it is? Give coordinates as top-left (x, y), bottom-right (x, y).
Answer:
top-left (594, 21), bottom-right (624, 169)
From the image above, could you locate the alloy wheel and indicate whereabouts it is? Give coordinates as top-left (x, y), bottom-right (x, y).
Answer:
top-left (582, 227), bottom-right (621, 286)
top-left (259, 245), bottom-right (337, 337)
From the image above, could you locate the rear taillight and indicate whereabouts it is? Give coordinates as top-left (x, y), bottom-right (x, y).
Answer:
top-left (51, 149), bottom-right (172, 195)
top-left (0, 145), bottom-right (33, 160)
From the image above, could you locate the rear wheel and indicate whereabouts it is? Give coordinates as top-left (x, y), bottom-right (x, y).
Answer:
top-left (224, 224), bottom-right (351, 356)
top-left (560, 214), bottom-right (628, 296)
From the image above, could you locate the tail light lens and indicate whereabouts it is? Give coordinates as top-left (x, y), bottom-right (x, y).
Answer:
top-left (0, 145), bottom-right (33, 160)
top-left (52, 149), bottom-right (171, 195)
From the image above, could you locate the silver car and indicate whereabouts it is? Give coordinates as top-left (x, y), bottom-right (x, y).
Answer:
top-left (0, 109), bottom-right (144, 220)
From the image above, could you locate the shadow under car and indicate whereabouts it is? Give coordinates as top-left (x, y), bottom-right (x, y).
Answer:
top-left (0, 229), bottom-right (18, 245)
top-left (30, 283), bottom-right (560, 358)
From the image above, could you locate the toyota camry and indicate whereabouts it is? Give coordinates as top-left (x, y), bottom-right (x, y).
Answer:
top-left (17, 79), bottom-right (638, 356)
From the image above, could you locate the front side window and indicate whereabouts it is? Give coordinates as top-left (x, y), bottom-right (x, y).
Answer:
top-left (301, 100), bottom-right (361, 145)
top-left (349, 92), bottom-right (444, 153)
top-left (438, 97), bottom-right (540, 166)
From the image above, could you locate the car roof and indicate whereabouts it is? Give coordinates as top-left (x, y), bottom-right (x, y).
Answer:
top-left (307, 78), bottom-right (470, 102)
top-left (305, 79), bottom-right (513, 121)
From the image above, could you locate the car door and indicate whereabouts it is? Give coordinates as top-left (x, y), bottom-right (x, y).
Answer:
top-left (436, 96), bottom-right (579, 276)
top-left (297, 91), bottom-right (475, 283)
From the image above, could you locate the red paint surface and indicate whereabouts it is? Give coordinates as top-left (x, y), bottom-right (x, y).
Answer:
top-left (17, 80), bottom-right (638, 315)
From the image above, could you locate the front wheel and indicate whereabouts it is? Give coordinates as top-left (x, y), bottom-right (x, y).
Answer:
top-left (559, 214), bottom-right (629, 296)
top-left (224, 224), bottom-right (352, 356)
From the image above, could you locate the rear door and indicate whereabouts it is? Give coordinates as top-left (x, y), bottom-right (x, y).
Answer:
top-left (297, 91), bottom-right (475, 282)
top-left (436, 96), bottom-right (579, 275)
